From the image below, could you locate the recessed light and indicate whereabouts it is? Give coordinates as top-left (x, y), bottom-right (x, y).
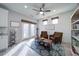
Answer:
top-left (24, 5), bottom-right (27, 8)
top-left (53, 10), bottom-right (56, 12)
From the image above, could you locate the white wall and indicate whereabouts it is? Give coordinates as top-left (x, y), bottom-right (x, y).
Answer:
top-left (0, 8), bottom-right (8, 50)
top-left (8, 10), bottom-right (37, 43)
top-left (38, 10), bottom-right (74, 43)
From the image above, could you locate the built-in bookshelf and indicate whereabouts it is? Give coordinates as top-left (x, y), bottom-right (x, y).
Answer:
top-left (72, 29), bottom-right (79, 30)
top-left (8, 30), bottom-right (16, 47)
top-left (71, 7), bottom-right (79, 55)
top-left (72, 20), bottom-right (79, 24)
top-left (72, 36), bottom-right (79, 41)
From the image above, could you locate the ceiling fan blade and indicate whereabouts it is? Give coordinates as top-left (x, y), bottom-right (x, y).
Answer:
top-left (42, 3), bottom-right (45, 9)
top-left (40, 8), bottom-right (42, 11)
top-left (44, 10), bottom-right (51, 12)
top-left (32, 9), bottom-right (39, 12)
top-left (36, 12), bottom-right (39, 15)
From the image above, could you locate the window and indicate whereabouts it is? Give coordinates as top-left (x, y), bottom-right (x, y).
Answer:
top-left (51, 17), bottom-right (59, 24)
top-left (42, 19), bottom-right (48, 25)
top-left (22, 20), bottom-right (36, 39)
top-left (52, 19), bottom-right (58, 24)
top-left (30, 24), bottom-right (36, 36)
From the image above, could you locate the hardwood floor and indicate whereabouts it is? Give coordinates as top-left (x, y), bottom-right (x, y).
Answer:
top-left (61, 42), bottom-right (73, 56)
top-left (0, 38), bottom-right (73, 56)
top-left (4, 39), bottom-right (40, 56)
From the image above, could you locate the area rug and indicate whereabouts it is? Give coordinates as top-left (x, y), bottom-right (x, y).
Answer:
top-left (28, 40), bottom-right (65, 56)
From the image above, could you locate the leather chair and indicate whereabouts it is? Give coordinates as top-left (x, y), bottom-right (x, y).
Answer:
top-left (49, 32), bottom-right (63, 44)
top-left (40, 31), bottom-right (52, 49)
top-left (40, 31), bottom-right (48, 39)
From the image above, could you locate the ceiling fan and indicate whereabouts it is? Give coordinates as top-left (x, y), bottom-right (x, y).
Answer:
top-left (32, 3), bottom-right (51, 15)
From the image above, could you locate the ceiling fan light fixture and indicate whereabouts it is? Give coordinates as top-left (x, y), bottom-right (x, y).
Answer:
top-left (40, 11), bottom-right (44, 14)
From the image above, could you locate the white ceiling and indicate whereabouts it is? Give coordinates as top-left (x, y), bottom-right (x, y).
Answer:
top-left (0, 3), bottom-right (78, 20)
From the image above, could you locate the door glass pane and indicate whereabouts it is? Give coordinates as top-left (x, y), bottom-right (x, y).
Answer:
top-left (30, 24), bottom-right (36, 36)
top-left (22, 23), bottom-right (29, 38)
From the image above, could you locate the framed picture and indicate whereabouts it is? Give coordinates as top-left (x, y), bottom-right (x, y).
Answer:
top-left (10, 21), bottom-right (19, 27)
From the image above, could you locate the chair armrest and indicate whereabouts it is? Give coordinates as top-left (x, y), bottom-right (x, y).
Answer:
top-left (49, 37), bottom-right (55, 41)
top-left (50, 37), bottom-right (54, 39)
